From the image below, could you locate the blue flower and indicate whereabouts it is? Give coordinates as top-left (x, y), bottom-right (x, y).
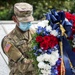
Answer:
top-left (56, 59), bottom-right (61, 66)
top-left (43, 31), bottom-right (49, 36)
top-left (53, 45), bottom-right (59, 50)
top-left (43, 27), bottom-right (46, 31)
top-left (34, 53), bottom-right (38, 56)
top-left (51, 48), bottom-right (55, 51)
top-left (54, 69), bottom-right (58, 74)
top-left (33, 46), bottom-right (38, 50)
top-left (36, 29), bottom-right (42, 34)
top-left (51, 66), bottom-right (58, 75)
top-left (47, 49), bottom-right (52, 54)
top-left (37, 49), bottom-right (42, 53)
top-left (36, 26), bottom-right (43, 34)
top-left (44, 50), bottom-right (48, 53)
top-left (51, 66), bottom-right (55, 70)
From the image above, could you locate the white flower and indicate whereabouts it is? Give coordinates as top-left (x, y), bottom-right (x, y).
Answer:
top-left (50, 30), bottom-right (58, 36)
top-left (38, 62), bottom-right (45, 69)
top-left (45, 64), bottom-right (51, 70)
top-left (41, 70), bottom-right (46, 74)
top-left (52, 51), bottom-right (59, 58)
top-left (38, 22), bottom-right (45, 27)
top-left (49, 55), bottom-right (58, 66)
top-left (35, 20), bottom-right (49, 28)
top-left (41, 69), bottom-right (51, 75)
top-left (43, 20), bottom-right (49, 26)
top-left (49, 58), bottom-right (56, 66)
top-left (43, 53), bottom-right (51, 61)
top-left (46, 26), bottom-right (52, 32)
top-left (51, 54), bottom-right (58, 60)
top-left (37, 55), bottom-right (44, 62)
top-left (50, 61), bottom-right (56, 66)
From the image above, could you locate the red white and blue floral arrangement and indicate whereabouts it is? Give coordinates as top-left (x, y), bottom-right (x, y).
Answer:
top-left (31, 9), bottom-right (75, 75)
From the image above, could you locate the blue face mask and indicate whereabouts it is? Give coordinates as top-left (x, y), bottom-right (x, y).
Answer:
top-left (19, 22), bottom-right (32, 31)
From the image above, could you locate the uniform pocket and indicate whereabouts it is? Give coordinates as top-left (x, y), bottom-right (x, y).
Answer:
top-left (27, 63), bottom-right (35, 71)
top-left (18, 62), bottom-right (29, 73)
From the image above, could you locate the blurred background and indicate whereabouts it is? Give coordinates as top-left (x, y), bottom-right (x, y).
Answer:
top-left (0, 0), bottom-right (75, 20)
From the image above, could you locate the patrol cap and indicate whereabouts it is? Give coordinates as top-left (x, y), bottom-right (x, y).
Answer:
top-left (14, 2), bottom-right (34, 22)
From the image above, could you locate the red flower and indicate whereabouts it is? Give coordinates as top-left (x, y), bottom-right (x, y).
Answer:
top-left (43, 36), bottom-right (50, 42)
top-left (67, 35), bottom-right (73, 40)
top-left (57, 58), bottom-right (65, 75)
top-left (57, 65), bottom-right (61, 75)
top-left (40, 41), bottom-right (49, 50)
top-left (73, 48), bottom-right (75, 52)
top-left (49, 35), bottom-right (58, 48)
top-left (72, 27), bottom-right (75, 34)
top-left (65, 12), bottom-right (72, 21)
top-left (57, 58), bottom-right (61, 75)
top-left (65, 12), bottom-right (75, 35)
top-left (36, 36), bottom-right (43, 43)
top-left (72, 15), bottom-right (75, 22)
top-left (72, 15), bottom-right (75, 26)
top-left (38, 35), bottom-right (58, 50)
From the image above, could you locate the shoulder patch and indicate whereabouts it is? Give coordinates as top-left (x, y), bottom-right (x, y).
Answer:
top-left (4, 43), bottom-right (12, 52)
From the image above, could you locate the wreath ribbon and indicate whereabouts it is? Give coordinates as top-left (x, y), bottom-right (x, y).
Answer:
top-left (45, 9), bottom-right (75, 75)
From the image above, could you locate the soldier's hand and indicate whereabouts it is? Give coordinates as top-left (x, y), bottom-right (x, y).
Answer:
top-left (23, 58), bottom-right (33, 64)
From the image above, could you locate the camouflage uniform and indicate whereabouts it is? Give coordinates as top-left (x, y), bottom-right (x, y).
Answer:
top-left (2, 27), bottom-right (36, 75)
top-left (1, 2), bottom-right (37, 75)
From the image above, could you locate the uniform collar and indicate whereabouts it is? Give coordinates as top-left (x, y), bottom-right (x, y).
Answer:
top-left (14, 26), bottom-right (32, 42)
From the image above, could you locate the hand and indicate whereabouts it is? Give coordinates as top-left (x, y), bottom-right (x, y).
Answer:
top-left (23, 58), bottom-right (33, 64)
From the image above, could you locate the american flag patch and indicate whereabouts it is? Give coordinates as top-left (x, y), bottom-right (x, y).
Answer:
top-left (4, 43), bottom-right (12, 52)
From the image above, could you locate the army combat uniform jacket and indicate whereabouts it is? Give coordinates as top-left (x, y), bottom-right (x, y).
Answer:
top-left (1, 27), bottom-right (36, 75)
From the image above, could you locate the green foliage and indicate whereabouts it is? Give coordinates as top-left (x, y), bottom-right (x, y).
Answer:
top-left (27, 49), bottom-right (40, 75)
top-left (30, 33), bottom-right (37, 45)
top-left (71, 2), bottom-right (75, 13)
top-left (0, 9), bottom-right (9, 20)
top-left (0, 7), bottom-right (14, 20)
top-left (24, 33), bottom-right (40, 75)
top-left (28, 33), bottom-right (41, 74)
top-left (0, 0), bottom-right (75, 20)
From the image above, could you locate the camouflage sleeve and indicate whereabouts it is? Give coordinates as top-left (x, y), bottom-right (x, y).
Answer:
top-left (2, 37), bottom-right (24, 63)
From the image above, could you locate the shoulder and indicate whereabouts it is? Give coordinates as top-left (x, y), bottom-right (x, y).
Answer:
top-left (2, 35), bottom-right (9, 44)
top-left (2, 33), bottom-right (12, 46)
top-left (29, 28), bottom-right (36, 35)
top-left (1, 29), bottom-right (15, 52)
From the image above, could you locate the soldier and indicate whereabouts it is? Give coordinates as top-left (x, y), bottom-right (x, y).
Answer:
top-left (1, 2), bottom-right (36, 75)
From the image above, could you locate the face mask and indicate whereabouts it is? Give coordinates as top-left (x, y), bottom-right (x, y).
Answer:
top-left (18, 22), bottom-right (32, 31)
